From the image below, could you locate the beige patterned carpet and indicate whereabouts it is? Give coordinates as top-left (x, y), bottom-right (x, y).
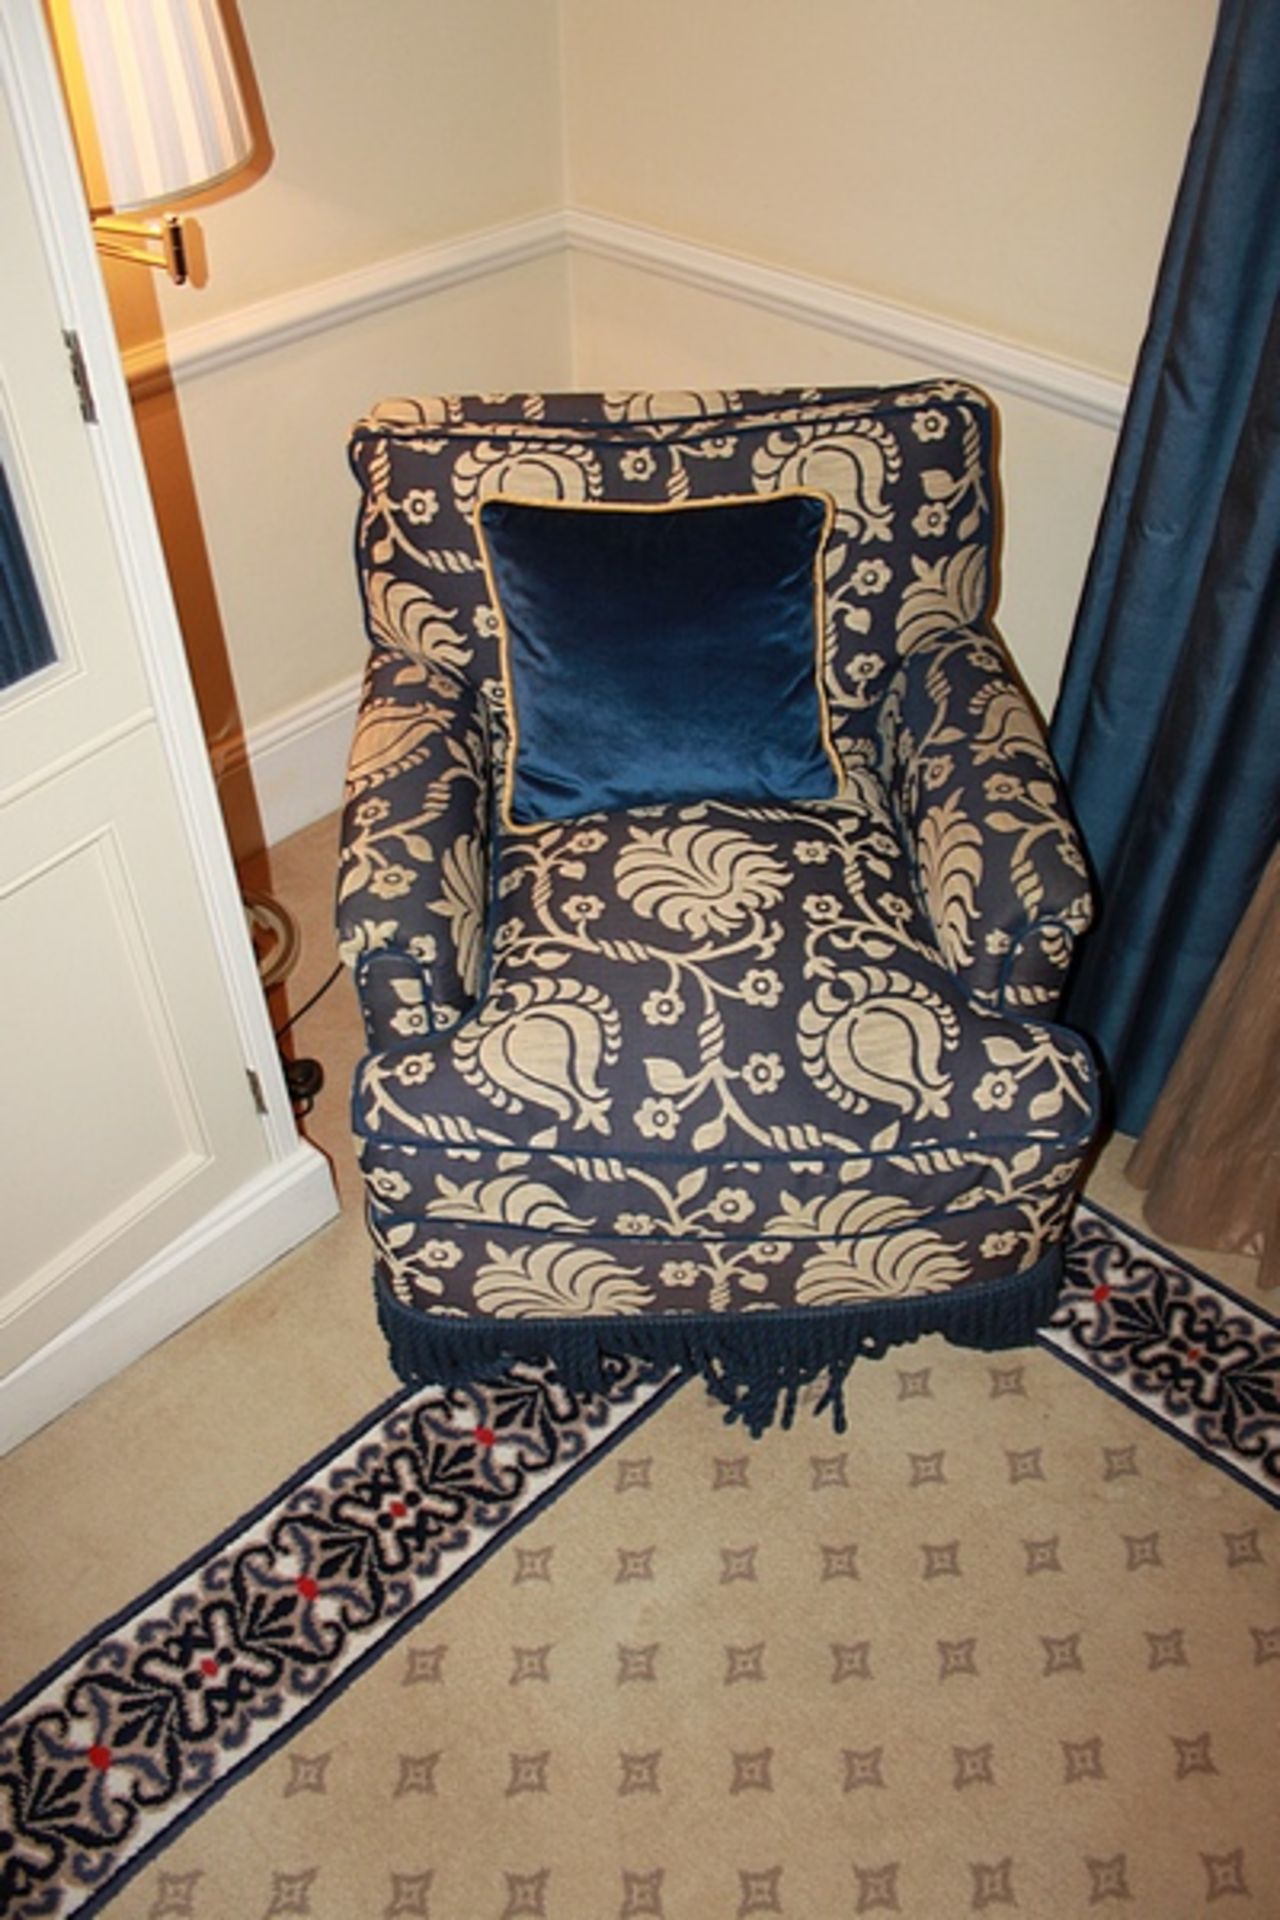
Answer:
top-left (10, 1231), bottom-right (1275, 1920)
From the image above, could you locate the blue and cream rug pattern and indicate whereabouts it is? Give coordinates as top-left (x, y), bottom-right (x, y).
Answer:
top-left (1, 1201), bottom-right (1277, 1919)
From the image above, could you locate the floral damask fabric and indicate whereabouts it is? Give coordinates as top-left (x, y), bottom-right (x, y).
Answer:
top-left (338, 385), bottom-right (1099, 1365)
top-left (880, 629), bottom-right (1095, 1010)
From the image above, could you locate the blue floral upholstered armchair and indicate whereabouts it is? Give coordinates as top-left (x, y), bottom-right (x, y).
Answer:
top-left (337, 384), bottom-right (1100, 1434)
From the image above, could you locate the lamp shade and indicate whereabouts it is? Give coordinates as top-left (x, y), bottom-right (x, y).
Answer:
top-left (67, 0), bottom-right (252, 213)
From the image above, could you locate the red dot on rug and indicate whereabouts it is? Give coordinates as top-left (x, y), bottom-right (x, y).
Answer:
top-left (200, 1657), bottom-right (219, 1677)
top-left (296, 1575), bottom-right (319, 1600)
top-left (1092, 1283), bottom-right (1112, 1303)
top-left (1187, 1347), bottom-right (1202, 1362)
top-left (390, 1500), bottom-right (407, 1518)
top-left (475, 1427), bottom-right (496, 1447)
top-left (88, 1745), bottom-right (111, 1771)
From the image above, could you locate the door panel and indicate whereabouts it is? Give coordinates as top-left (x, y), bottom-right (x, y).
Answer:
top-left (0, 49), bottom-right (277, 1379)
top-left (2, 823), bottom-right (206, 1294)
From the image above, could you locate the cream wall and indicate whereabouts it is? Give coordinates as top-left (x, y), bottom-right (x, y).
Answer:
top-left (560, 0), bottom-right (1216, 715)
top-left (560, 0), bottom-right (1214, 379)
top-left (101, 0), bottom-right (1217, 843)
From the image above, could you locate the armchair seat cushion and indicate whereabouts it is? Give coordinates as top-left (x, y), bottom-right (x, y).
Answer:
top-left (354, 791), bottom-right (1097, 1333)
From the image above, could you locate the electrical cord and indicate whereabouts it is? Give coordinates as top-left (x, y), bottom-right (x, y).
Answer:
top-left (273, 961), bottom-right (344, 1117)
top-left (274, 961), bottom-right (343, 1042)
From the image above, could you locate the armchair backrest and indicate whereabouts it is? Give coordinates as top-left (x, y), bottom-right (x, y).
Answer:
top-left (348, 382), bottom-right (996, 753)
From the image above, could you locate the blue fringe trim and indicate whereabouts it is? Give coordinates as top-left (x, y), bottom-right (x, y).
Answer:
top-left (374, 1250), bottom-right (1064, 1438)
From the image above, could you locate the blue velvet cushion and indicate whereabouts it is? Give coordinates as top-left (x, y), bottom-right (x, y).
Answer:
top-left (476, 492), bottom-right (840, 827)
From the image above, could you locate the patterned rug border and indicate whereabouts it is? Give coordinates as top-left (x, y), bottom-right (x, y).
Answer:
top-left (0, 1363), bottom-right (682, 1919)
top-left (1040, 1199), bottom-right (1278, 1508)
top-left (3, 1380), bottom-right (413, 1726)
top-left (2, 1207), bottom-right (1276, 1918)
top-left (1075, 1196), bottom-right (1279, 1326)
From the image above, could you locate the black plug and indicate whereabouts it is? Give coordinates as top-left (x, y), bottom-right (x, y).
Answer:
top-left (284, 1055), bottom-right (324, 1116)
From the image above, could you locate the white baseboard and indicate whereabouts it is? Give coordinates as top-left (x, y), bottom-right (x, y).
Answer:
top-left (124, 212), bottom-right (566, 398)
top-left (214, 670), bottom-right (363, 849)
top-left (563, 209), bottom-right (1128, 431)
top-left (134, 205), bottom-right (1128, 435)
top-left (0, 1143), bottom-right (338, 1455)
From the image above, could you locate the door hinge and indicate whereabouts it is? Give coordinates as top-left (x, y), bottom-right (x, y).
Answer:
top-left (62, 329), bottom-right (97, 424)
top-left (246, 1067), bottom-right (270, 1116)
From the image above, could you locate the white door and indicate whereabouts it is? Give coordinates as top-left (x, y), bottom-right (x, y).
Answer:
top-left (0, 8), bottom-right (331, 1408)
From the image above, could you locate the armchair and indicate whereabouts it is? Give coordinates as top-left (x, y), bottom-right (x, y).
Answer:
top-left (338, 384), bottom-right (1099, 1433)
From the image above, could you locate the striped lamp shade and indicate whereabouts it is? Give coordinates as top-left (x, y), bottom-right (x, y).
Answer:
top-left (67, 0), bottom-right (252, 213)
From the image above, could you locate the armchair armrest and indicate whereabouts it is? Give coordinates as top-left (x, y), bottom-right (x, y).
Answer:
top-left (878, 628), bottom-right (1093, 1012)
top-left (337, 649), bottom-right (491, 1050)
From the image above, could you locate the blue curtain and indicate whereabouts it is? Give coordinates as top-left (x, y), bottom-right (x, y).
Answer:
top-left (1050, 0), bottom-right (1280, 1136)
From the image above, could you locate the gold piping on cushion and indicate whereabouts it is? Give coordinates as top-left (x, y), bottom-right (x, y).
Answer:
top-left (473, 490), bottom-right (840, 835)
